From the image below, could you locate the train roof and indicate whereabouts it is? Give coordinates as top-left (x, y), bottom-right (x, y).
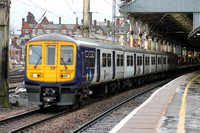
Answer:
top-left (27, 34), bottom-right (123, 51)
top-left (147, 50), bottom-right (166, 55)
top-left (74, 37), bottom-right (123, 51)
top-left (27, 33), bottom-right (75, 43)
top-left (26, 34), bottom-right (173, 56)
top-left (123, 46), bottom-right (148, 53)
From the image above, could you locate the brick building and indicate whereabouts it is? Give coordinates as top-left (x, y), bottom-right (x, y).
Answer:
top-left (21, 12), bottom-right (82, 37)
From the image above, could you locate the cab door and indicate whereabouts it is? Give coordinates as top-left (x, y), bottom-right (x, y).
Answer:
top-left (44, 44), bottom-right (58, 83)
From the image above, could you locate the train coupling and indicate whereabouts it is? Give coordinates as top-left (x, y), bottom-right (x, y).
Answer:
top-left (43, 97), bottom-right (56, 103)
top-left (42, 87), bottom-right (59, 103)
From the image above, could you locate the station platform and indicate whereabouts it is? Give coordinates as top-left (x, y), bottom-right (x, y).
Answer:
top-left (110, 71), bottom-right (200, 133)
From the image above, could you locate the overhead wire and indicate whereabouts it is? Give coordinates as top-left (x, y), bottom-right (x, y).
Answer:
top-left (16, 0), bottom-right (76, 23)
top-left (28, 0), bottom-right (76, 21)
top-left (63, 0), bottom-right (78, 17)
top-left (70, 0), bottom-right (79, 13)
top-left (104, 0), bottom-right (113, 6)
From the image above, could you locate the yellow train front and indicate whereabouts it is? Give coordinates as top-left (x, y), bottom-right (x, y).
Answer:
top-left (25, 34), bottom-right (77, 106)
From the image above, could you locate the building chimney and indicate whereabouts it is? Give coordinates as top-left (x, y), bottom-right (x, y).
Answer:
top-left (22, 18), bottom-right (25, 27)
top-left (76, 17), bottom-right (78, 24)
top-left (94, 20), bottom-right (97, 28)
top-left (59, 17), bottom-right (61, 24)
top-left (107, 20), bottom-right (110, 28)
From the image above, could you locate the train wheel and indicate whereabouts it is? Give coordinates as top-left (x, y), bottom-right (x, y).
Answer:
top-left (39, 104), bottom-right (44, 109)
top-left (68, 105), bottom-right (73, 109)
top-left (77, 101), bottom-right (82, 107)
top-left (76, 94), bottom-right (83, 107)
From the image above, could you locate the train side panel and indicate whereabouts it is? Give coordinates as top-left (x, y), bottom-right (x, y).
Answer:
top-left (115, 51), bottom-right (124, 80)
top-left (125, 52), bottom-right (135, 78)
top-left (144, 53), bottom-right (150, 75)
top-left (78, 46), bottom-right (96, 86)
top-left (99, 49), bottom-right (113, 83)
top-left (135, 53), bottom-right (144, 76)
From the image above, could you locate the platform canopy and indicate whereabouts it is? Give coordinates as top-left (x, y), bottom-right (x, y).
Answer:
top-left (119, 0), bottom-right (200, 48)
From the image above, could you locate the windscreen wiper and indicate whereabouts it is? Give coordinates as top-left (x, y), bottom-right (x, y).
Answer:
top-left (34, 57), bottom-right (42, 68)
top-left (61, 58), bottom-right (68, 69)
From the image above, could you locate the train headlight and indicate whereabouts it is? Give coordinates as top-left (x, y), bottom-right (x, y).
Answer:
top-left (60, 74), bottom-right (71, 79)
top-left (33, 73), bottom-right (37, 78)
top-left (68, 74), bottom-right (71, 78)
top-left (63, 74), bottom-right (71, 79)
top-left (31, 73), bottom-right (42, 78)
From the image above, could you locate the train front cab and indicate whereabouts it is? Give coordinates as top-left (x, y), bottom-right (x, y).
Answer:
top-left (25, 40), bottom-right (77, 106)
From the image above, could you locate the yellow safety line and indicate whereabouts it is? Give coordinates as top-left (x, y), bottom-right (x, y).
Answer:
top-left (177, 74), bottom-right (200, 133)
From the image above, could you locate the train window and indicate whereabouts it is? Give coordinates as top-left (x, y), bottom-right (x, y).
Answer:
top-left (60, 46), bottom-right (73, 65)
top-left (131, 56), bottom-right (133, 66)
top-left (29, 45), bottom-right (42, 65)
top-left (117, 54), bottom-right (120, 66)
top-left (121, 55), bottom-right (124, 66)
top-left (46, 46), bottom-right (56, 65)
top-left (102, 53), bottom-right (106, 67)
top-left (158, 57), bottom-right (161, 64)
top-left (168, 57), bottom-right (170, 64)
top-left (127, 55), bottom-right (130, 66)
top-left (137, 56), bottom-right (139, 66)
top-left (107, 54), bottom-right (111, 67)
top-left (145, 57), bottom-right (147, 65)
top-left (89, 51), bottom-right (95, 68)
top-left (163, 57), bottom-right (166, 64)
top-left (151, 57), bottom-right (155, 65)
top-left (137, 56), bottom-right (142, 66)
top-left (85, 51), bottom-right (89, 68)
top-left (140, 56), bottom-right (142, 65)
top-left (127, 55), bottom-right (133, 66)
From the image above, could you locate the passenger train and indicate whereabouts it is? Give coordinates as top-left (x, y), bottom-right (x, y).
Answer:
top-left (24, 33), bottom-right (178, 107)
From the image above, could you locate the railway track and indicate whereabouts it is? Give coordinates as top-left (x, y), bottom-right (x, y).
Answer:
top-left (2, 65), bottom-right (199, 132)
top-left (0, 97), bottom-right (102, 133)
top-left (73, 83), bottom-right (165, 133)
top-left (0, 107), bottom-right (40, 132)
top-left (9, 69), bottom-right (24, 84)
top-left (0, 106), bottom-right (72, 133)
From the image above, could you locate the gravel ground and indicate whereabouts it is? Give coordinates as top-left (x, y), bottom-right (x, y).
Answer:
top-left (0, 83), bottom-right (37, 120)
top-left (26, 79), bottom-right (170, 133)
top-left (0, 79), bottom-right (170, 133)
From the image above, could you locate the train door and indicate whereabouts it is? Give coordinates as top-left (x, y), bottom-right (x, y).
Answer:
top-left (84, 51), bottom-right (90, 82)
top-left (112, 51), bottom-right (115, 79)
top-left (44, 44), bottom-right (57, 83)
top-left (96, 49), bottom-right (100, 82)
top-left (134, 54), bottom-right (136, 76)
top-left (161, 56), bottom-right (163, 71)
top-left (143, 54), bottom-right (145, 74)
top-left (156, 55), bottom-right (157, 72)
top-left (81, 51), bottom-right (85, 81)
top-left (81, 50), bottom-right (90, 82)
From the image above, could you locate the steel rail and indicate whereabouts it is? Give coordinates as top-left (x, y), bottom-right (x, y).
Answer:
top-left (10, 108), bottom-right (71, 133)
top-left (0, 107), bottom-right (40, 124)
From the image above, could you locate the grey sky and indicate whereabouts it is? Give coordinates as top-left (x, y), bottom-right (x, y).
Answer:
top-left (10, 0), bottom-right (119, 34)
